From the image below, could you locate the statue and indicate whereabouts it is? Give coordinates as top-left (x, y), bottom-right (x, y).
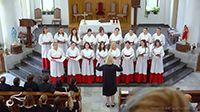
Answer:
top-left (11, 27), bottom-right (18, 46)
top-left (182, 25), bottom-right (189, 41)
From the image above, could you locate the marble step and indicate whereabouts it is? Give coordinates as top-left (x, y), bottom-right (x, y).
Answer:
top-left (21, 58), bottom-right (43, 72)
top-left (164, 62), bottom-right (187, 80)
top-left (163, 57), bottom-right (181, 71)
top-left (27, 53), bottom-right (41, 64)
top-left (164, 67), bottom-right (194, 85)
top-left (163, 53), bottom-right (174, 64)
top-left (8, 68), bottom-right (28, 83)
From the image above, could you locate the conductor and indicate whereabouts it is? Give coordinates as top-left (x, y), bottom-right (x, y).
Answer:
top-left (96, 56), bottom-right (123, 108)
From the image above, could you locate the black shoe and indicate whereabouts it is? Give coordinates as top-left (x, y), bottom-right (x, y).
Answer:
top-left (111, 102), bottom-right (116, 107)
top-left (105, 103), bottom-right (110, 108)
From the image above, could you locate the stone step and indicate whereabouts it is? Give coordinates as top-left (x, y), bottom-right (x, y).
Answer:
top-left (21, 58), bottom-right (43, 72)
top-left (27, 53), bottom-right (41, 63)
top-left (8, 68), bottom-right (28, 83)
top-left (163, 53), bottom-right (174, 64)
top-left (164, 68), bottom-right (194, 85)
top-left (163, 57), bottom-right (181, 71)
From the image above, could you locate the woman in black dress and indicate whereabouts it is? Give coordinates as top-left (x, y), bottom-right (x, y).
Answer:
top-left (37, 94), bottom-right (51, 112)
top-left (51, 96), bottom-right (65, 112)
top-left (0, 96), bottom-right (9, 112)
top-left (67, 77), bottom-right (80, 92)
top-left (20, 95), bottom-right (37, 112)
top-left (55, 78), bottom-right (66, 92)
top-left (65, 90), bottom-right (81, 112)
top-left (24, 74), bottom-right (39, 91)
top-left (11, 77), bottom-right (25, 91)
top-left (96, 56), bottom-right (122, 108)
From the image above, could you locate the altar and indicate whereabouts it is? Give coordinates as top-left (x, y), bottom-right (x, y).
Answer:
top-left (78, 19), bottom-right (122, 38)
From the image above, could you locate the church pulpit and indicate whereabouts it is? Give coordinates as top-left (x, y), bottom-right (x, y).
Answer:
top-left (19, 19), bottom-right (37, 48)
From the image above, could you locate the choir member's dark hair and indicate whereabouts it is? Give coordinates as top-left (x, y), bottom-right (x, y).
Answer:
top-left (129, 28), bottom-right (134, 31)
top-left (154, 39), bottom-right (162, 47)
top-left (157, 27), bottom-right (161, 31)
top-left (70, 28), bottom-right (79, 42)
top-left (98, 41), bottom-right (106, 52)
top-left (54, 96), bottom-right (63, 110)
top-left (0, 76), bottom-right (6, 84)
top-left (87, 28), bottom-right (92, 33)
top-left (42, 74), bottom-right (50, 83)
top-left (55, 78), bottom-right (63, 88)
top-left (13, 77), bottom-right (20, 87)
top-left (99, 26), bottom-right (104, 33)
top-left (23, 95), bottom-right (35, 106)
top-left (69, 77), bottom-right (76, 91)
top-left (42, 26), bottom-right (48, 34)
top-left (71, 41), bottom-right (76, 45)
top-left (84, 42), bottom-right (92, 49)
top-left (0, 96), bottom-right (5, 106)
top-left (58, 26), bottom-right (65, 36)
top-left (27, 74), bottom-right (35, 83)
top-left (115, 27), bottom-right (120, 31)
top-left (140, 40), bottom-right (147, 47)
top-left (144, 27), bottom-right (148, 30)
top-left (125, 41), bottom-right (130, 45)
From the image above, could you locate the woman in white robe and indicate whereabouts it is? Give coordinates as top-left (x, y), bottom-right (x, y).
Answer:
top-left (108, 42), bottom-right (121, 84)
top-left (109, 27), bottom-right (122, 50)
top-left (121, 41), bottom-right (135, 84)
top-left (151, 28), bottom-right (166, 46)
top-left (96, 42), bottom-right (108, 82)
top-left (149, 39), bottom-right (165, 84)
top-left (66, 42), bottom-right (81, 83)
top-left (47, 42), bottom-right (65, 84)
top-left (124, 28), bottom-right (138, 51)
top-left (39, 26), bottom-right (53, 69)
top-left (68, 28), bottom-right (81, 50)
top-left (96, 27), bottom-right (109, 47)
top-left (81, 42), bottom-right (95, 84)
top-left (54, 27), bottom-right (68, 68)
top-left (135, 40), bottom-right (149, 83)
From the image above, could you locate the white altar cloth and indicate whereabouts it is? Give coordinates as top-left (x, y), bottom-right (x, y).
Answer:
top-left (78, 20), bottom-right (122, 37)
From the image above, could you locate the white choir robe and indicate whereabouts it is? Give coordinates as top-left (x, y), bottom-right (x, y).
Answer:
top-left (39, 32), bottom-right (53, 69)
top-left (81, 49), bottom-right (95, 84)
top-left (149, 46), bottom-right (165, 84)
top-left (54, 32), bottom-right (68, 68)
top-left (96, 49), bottom-right (108, 82)
top-left (121, 47), bottom-right (135, 84)
top-left (68, 34), bottom-right (81, 50)
top-left (135, 46), bottom-right (149, 83)
top-left (151, 33), bottom-right (166, 46)
top-left (83, 34), bottom-right (97, 52)
top-left (66, 47), bottom-right (82, 83)
top-left (138, 32), bottom-right (151, 46)
top-left (124, 33), bottom-right (138, 51)
top-left (47, 47), bottom-right (65, 84)
top-left (109, 33), bottom-right (123, 50)
top-left (108, 48), bottom-right (121, 84)
top-left (96, 33), bottom-right (109, 47)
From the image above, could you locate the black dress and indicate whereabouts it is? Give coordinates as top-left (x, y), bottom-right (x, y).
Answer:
top-left (55, 87), bottom-right (66, 92)
top-left (65, 100), bottom-right (79, 112)
top-left (38, 81), bottom-right (56, 94)
top-left (67, 85), bottom-right (78, 92)
top-left (20, 106), bottom-right (37, 112)
top-left (0, 105), bottom-right (10, 112)
top-left (24, 82), bottom-right (39, 91)
top-left (96, 63), bottom-right (123, 96)
top-left (37, 104), bottom-right (51, 112)
top-left (0, 83), bottom-right (11, 91)
top-left (11, 86), bottom-right (25, 91)
top-left (51, 107), bottom-right (66, 112)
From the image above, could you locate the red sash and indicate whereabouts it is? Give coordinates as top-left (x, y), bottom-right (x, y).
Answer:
top-left (130, 42), bottom-right (134, 45)
top-left (113, 56), bottom-right (117, 59)
top-left (146, 41), bottom-right (149, 43)
top-left (57, 40), bottom-right (65, 43)
top-left (91, 42), bottom-right (93, 45)
top-left (51, 56), bottom-right (62, 59)
top-left (83, 57), bottom-right (92, 65)
top-left (124, 55), bottom-right (130, 57)
top-left (69, 56), bottom-right (77, 59)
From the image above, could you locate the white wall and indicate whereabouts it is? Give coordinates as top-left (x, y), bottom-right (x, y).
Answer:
top-left (176, 0), bottom-right (200, 45)
top-left (0, 0), bottom-right (22, 49)
top-left (136, 0), bottom-right (172, 25)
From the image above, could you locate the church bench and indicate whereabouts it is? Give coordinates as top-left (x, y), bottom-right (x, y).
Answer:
top-left (0, 91), bottom-right (81, 105)
top-left (184, 90), bottom-right (200, 103)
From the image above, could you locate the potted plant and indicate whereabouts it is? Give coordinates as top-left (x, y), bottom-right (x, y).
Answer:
top-left (152, 6), bottom-right (160, 14)
top-left (42, 9), bottom-right (46, 15)
top-left (46, 9), bottom-right (50, 15)
top-left (0, 43), bottom-right (4, 54)
top-left (51, 7), bottom-right (55, 14)
top-left (144, 9), bottom-right (150, 18)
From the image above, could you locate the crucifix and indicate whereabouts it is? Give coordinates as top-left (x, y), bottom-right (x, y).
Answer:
top-left (81, 12), bottom-right (88, 25)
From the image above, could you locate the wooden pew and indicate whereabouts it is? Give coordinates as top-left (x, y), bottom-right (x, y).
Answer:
top-left (118, 88), bottom-right (138, 110)
top-left (184, 90), bottom-right (200, 103)
top-left (0, 91), bottom-right (81, 109)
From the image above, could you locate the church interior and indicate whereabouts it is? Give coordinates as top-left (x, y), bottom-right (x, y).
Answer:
top-left (0, 0), bottom-right (200, 112)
